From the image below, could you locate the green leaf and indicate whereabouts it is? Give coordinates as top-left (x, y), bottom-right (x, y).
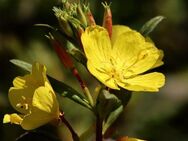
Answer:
top-left (10, 59), bottom-right (92, 110)
top-left (34, 24), bottom-right (57, 31)
top-left (97, 90), bottom-right (122, 120)
top-left (111, 89), bottom-right (132, 107)
top-left (97, 89), bottom-right (132, 135)
top-left (140, 16), bottom-right (165, 36)
top-left (10, 59), bottom-right (32, 72)
top-left (96, 90), bottom-right (124, 135)
top-left (102, 105), bottom-right (123, 134)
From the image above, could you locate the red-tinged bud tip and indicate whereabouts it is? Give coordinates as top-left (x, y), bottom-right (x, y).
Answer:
top-left (86, 10), bottom-right (96, 26)
top-left (102, 2), bottom-right (112, 38)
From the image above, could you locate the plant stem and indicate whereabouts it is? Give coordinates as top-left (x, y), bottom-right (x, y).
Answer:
top-left (60, 113), bottom-right (80, 141)
top-left (96, 113), bottom-right (103, 141)
top-left (72, 68), bottom-right (94, 106)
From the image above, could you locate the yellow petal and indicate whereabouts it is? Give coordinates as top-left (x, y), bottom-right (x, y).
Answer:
top-left (32, 62), bottom-right (47, 85)
top-left (111, 25), bottom-right (132, 46)
top-left (87, 63), bottom-right (119, 90)
top-left (124, 44), bottom-right (159, 77)
top-left (152, 49), bottom-right (164, 69)
top-left (112, 29), bottom-right (146, 71)
top-left (21, 85), bottom-right (59, 130)
top-left (81, 26), bottom-right (120, 89)
top-left (8, 87), bottom-right (34, 114)
top-left (81, 25), bottom-right (111, 65)
top-left (32, 86), bottom-right (59, 114)
top-left (9, 62), bottom-right (50, 114)
top-left (13, 62), bottom-right (47, 89)
top-left (119, 72), bottom-right (165, 92)
top-left (21, 108), bottom-right (58, 130)
top-left (3, 113), bottom-right (23, 124)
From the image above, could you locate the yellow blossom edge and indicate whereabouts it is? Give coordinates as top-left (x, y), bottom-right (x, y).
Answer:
top-left (4, 62), bottom-right (60, 130)
top-left (81, 25), bottom-right (165, 92)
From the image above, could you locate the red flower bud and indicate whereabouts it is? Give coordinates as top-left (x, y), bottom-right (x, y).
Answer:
top-left (51, 39), bottom-right (74, 69)
top-left (102, 2), bottom-right (112, 38)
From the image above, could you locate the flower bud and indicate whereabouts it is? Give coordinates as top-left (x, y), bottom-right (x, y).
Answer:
top-left (48, 34), bottom-right (74, 69)
top-left (84, 5), bottom-right (96, 26)
top-left (53, 7), bottom-right (74, 37)
top-left (102, 2), bottom-right (112, 38)
top-left (77, 3), bottom-right (87, 27)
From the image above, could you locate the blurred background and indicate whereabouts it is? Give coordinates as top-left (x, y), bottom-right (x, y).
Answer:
top-left (1, 0), bottom-right (188, 141)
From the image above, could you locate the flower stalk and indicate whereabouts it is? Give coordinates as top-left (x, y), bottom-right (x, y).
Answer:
top-left (59, 112), bottom-right (80, 141)
top-left (96, 113), bottom-right (103, 141)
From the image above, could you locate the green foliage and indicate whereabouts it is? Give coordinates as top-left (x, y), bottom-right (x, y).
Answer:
top-left (96, 90), bottom-right (124, 135)
top-left (140, 16), bottom-right (165, 36)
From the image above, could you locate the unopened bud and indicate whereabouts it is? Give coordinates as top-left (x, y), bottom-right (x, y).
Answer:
top-left (53, 7), bottom-right (74, 37)
top-left (102, 2), bottom-right (112, 38)
top-left (77, 3), bottom-right (87, 27)
top-left (83, 5), bottom-right (96, 26)
top-left (48, 34), bottom-right (74, 68)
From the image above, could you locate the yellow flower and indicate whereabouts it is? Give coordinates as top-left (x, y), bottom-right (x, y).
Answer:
top-left (3, 62), bottom-right (60, 130)
top-left (81, 25), bottom-right (165, 92)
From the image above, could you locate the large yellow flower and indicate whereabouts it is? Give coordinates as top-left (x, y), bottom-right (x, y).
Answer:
top-left (81, 25), bottom-right (165, 91)
top-left (3, 62), bottom-right (60, 130)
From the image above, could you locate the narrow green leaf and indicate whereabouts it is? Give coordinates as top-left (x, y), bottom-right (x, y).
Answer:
top-left (140, 16), bottom-right (165, 36)
top-left (10, 59), bottom-right (92, 110)
top-left (34, 24), bottom-right (56, 31)
top-left (10, 59), bottom-right (32, 72)
top-left (102, 105), bottom-right (123, 134)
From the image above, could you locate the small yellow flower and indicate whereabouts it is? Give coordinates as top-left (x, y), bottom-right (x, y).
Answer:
top-left (81, 25), bottom-right (165, 92)
top-left (3, 62), bottom-right (60, 130)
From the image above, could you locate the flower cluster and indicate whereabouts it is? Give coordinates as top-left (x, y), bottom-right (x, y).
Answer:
top-left (3, 0), bottom-right (165, 141)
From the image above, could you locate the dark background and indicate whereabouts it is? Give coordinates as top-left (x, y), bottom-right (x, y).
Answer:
top-left (1, 0), bottom-right (188, 140)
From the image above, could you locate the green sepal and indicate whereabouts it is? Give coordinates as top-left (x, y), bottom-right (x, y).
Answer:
top-left (140, 16), bottom-right (165, 36)
top-left (66, 42), bottom-right (87, 66)
top-left (10, 59), bottom-right (92, 110)
top-left (96, 90), bottom-right (121, 119)
top-left (96, 90), bottom-right (124, 135)
top-left (111, 89), bottom-right (132, 107)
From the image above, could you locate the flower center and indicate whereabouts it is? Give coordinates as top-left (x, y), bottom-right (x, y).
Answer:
top-left (16, 96), bottom-right (31, 113)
